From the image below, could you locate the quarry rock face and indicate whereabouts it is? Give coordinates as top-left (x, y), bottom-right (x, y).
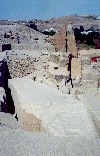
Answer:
top-left (0, 54), bottom-right (9, 112)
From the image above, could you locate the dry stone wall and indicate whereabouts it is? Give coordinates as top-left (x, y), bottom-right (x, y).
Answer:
top-left (7, 57), bottom-right (36, 78)
top-left (6, 51), bottom-right (39, 78)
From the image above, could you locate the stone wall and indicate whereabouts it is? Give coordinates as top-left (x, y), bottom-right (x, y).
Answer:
top-left (71, 58), bottom-right (82, 85)
top-left (7, 54), bottom-right (37, 78)
top-left (53, 25), bottom-right (67, 52)
top-left (53, 25), bottom-right (78, 57)
top-left (67, 33), bottom-right (78, 57)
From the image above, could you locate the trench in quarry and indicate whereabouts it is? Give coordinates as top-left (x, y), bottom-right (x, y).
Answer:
top-left (0, 60), bottom-right (15, 114)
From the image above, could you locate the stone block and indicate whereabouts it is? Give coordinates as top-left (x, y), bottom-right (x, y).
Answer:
top-left (8, 77), bottom-right (97, 138)
top-left (71, 58), bottom-right (82, 83)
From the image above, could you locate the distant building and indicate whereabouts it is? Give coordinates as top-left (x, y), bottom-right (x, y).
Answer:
top-left (96, 16), bottom-right (100, 20)
top-left (43, 28), bottom-right (57, 36)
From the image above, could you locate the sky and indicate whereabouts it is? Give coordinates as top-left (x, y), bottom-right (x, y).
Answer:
top-left (0, 0), bottom-right (100, 20)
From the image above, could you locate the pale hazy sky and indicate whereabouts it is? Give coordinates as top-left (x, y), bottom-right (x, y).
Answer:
top-left (0, 0), bottom-right (100, 20)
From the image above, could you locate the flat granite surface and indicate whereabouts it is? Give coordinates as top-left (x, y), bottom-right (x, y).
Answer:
top-left (0, 112), bottom-right (100, 156)
top-left (8, 77), bottom-right (97, 138)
